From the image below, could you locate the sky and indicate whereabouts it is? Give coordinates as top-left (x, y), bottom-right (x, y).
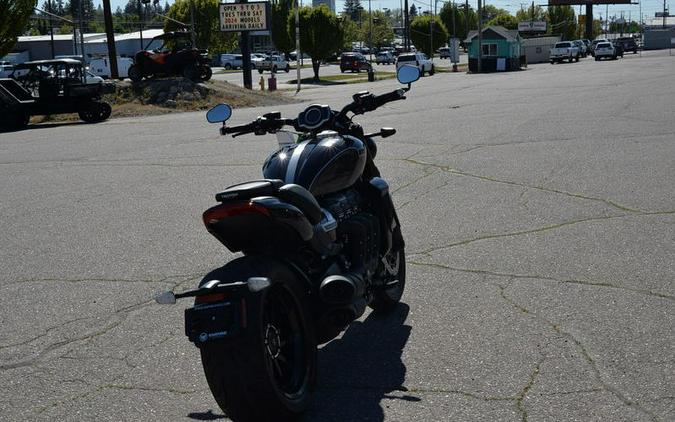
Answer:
top-left (96, 0), bottom-right (669, 23)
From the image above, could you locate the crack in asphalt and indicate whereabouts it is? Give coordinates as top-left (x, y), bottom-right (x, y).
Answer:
top-left (414, 215), bottom-right (626, 256)
top-left (402, 158), bottom-right (644, 213)
top-left (515, 359), bottom-right (543, 422)
top-left (0, 273), bottom-right (202, 370)
top-left (408, 261), bottom-right (675, 303)
top-left (497, 285), bottom-right (661, 422)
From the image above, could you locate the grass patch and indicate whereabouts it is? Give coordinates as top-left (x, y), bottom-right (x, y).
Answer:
top-left (287, 71), bottom-right (395, 85)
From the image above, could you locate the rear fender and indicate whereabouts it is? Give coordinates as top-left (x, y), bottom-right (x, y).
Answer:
top-left (203, 197), bottom-right (313, 254)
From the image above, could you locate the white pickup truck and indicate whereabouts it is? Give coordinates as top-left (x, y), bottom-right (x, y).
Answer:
top-left (549, 41), bottom-right (580, 64)
top-left (257, 55), bottom-right (290, 74)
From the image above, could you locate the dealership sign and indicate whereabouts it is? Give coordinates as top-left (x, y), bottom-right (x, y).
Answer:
top-left (219, 2), bottom-right (270, 32)
top-left (518, 21), bottom-right (547, 32)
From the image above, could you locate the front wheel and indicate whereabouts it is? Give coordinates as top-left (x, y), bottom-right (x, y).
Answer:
top-left (200, 257), bottom-right (317, 422)
top-left (370, 247), bottom-right (406, 312)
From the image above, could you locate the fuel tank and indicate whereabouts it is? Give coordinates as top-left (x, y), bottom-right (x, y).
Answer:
top-left (263, 131), bottom-right (366, 197)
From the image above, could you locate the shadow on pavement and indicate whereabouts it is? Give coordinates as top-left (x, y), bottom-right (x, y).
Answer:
top-left (306, 303), bottom-right (414, 422)
top-left (28, 121), bottom-right (89, 130)
top-left (187, 409), bottom-right (226, 420)
top-left (186, 303), bottom-right (412, 422)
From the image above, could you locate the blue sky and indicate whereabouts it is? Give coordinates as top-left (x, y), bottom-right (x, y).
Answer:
top-left (96, 0), bottom-right (668, 23)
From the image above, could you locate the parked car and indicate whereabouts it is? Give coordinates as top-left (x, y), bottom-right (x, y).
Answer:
top-left (590, 39), bottom-right (609, 57)
top-left (340, 52), bottom-right (372, 73)
top-left (549, 41), bottom-right (580, 63)
top-left (396, 52), bottom-right (434, 76)
top-left (573, 40), bottom-right (588, 57)
top-left (250, 53), bottom-right (266, 69)
top-left (0, 62), bottom-right (14, 78)
top-left (438, 47), bottom-right (451, 59)
top-left (220, 54), bottom-right (242, 69)
top-left (614, 37), bottom-right (637, 54)
top-left (88, 57), bottom-right (134, 79)
top-left (257, 55), bottom-right (290, 73)
top-left (594, 42), bottom-right (618, 60)
top-left (375, 51), bottom-right (394, 65)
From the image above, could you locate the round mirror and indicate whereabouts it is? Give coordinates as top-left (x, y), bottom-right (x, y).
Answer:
top-left (206, 104), bottom-right (232, 123)
top-left (397, 65), bottom-right (420, 85)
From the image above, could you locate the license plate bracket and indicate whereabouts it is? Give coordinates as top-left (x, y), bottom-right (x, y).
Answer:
top-left (185, 301), bottom-right (239, 344)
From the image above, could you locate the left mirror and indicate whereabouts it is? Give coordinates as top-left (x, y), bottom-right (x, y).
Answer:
top-left (206, 104), bottom-right (232, 123)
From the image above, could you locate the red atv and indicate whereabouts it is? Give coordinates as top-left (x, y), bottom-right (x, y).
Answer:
top-left (128, 32), bottom-right (212, 82)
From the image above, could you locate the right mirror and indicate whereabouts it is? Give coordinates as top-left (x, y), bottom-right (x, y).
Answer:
top-left (206, 104), bottom-right (232, 123)
top-left (397, 65), bottom-right (420, 85)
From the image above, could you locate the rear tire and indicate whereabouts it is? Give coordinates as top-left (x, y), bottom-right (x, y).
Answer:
top-left (224, 63), bottom-right (232, 70)
top-left (78, 102), bottom-right (111, 123)
top-left (199, 257), bottom-right (317, 422)
top-left (128, 65), bottom-right (143, 82)
top-left (200, 65), bottom-right (213, 81)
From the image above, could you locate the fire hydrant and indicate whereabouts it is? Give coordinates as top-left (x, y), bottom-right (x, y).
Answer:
top-left (259, 76), bottom-right (265, 91)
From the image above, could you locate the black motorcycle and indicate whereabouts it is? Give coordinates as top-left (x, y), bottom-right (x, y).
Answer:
top-left (156, 65), bottom-right (421, 421)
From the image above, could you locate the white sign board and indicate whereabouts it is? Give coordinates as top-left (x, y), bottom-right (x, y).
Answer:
top-left (219, 2), bottom-right (269, 32)
top-left (518, 21), bottom-right (547, 32)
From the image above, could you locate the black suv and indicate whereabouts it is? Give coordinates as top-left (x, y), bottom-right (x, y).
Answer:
top-left (340, 53), bottom-right (372, 73)
top-left (613, 37), bottom-right (638, 54)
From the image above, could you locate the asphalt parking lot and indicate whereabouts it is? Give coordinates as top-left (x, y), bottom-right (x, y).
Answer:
top-left (0, 50), bottom-right (673, 421)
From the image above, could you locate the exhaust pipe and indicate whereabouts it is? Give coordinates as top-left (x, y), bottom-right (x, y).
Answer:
top-left (319, 273), bottom-right (364, 305)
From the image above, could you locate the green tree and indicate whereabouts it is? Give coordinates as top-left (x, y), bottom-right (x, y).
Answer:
top-left (547, 5), bottom-right (576, 41)
top-left (409, 4), bottom-right (417, 18)
top-left (165, 0), bottom-right (238, 53)
top-left (340, 16), bottom-right (361, 50)
top-left (516, 4), bottom-right (546, 21)
top-left (288, 5), bottom-right (343, 81)
top-left (0, 0), bottom-right (37, 57)
top-left (481, 5), bottom-right (509, 23)
top-left (343, 0), bottom-right (361, 22)
top-left (410, 14), bottom-right (448, 57)
top-left (487, 13), bottom-right (518, 30)
top-left (361, 10), bottom-right (394, 49)
top-left (271, 0), bottom-right (293, 55)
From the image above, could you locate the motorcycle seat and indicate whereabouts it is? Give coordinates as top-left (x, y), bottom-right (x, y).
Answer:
top-left (215, 179), bottom-right (322, 225)
top-left (216, 179), bottom-right (285, 202)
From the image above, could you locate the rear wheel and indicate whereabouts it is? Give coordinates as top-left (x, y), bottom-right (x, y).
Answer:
top-left (200, 65), bottom-right (212, 81)
top-left (128, 65), bottom-right (143, 82)
top-left (224, 63), bottom-right (232, 70)
top-left (78, 102), bottom-right (112, 123)
top-left (183, 64), bottom-right (200, 81)
top-left (200, 257), bottom-right (317, 422)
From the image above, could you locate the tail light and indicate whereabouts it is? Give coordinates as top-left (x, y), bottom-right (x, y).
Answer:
top-left (202, 201), bottom-right (270, 228)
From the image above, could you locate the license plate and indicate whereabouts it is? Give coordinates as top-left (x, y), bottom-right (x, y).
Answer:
top-left (185, 301), bottom-right (238, 344)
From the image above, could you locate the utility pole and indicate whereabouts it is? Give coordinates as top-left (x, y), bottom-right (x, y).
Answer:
top-left (477, 0), bottom-right (482, 73)
top-left (138, 0), bottom-right (144, 50)
top-left (369, 0), bottom-right (373, 61)
top-left (465, 0), bottom-right (469, 44)
top-left (664, 0), bottom-right (667, 28)
top-left (239, 0), bottom-right (252, 90)
top-left (295, 0), bottom-right (301, 93)
top-left (404, 0), bottom-right (410, 51)
top-left (78, 0), bottom-right (86, 81)
top-left (102, 0), bottom-right (119, 79)
top-left (48, 0), bottom-right (55, 58)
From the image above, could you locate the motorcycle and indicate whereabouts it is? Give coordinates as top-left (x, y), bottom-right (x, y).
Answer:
top-left (155, 65), bottom-right (421, 421)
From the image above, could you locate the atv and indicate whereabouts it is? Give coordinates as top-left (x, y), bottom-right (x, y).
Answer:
top-left (0, 59), bottom-right (112, 131)
top-left (128, 31), bottom-right (212, 83)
